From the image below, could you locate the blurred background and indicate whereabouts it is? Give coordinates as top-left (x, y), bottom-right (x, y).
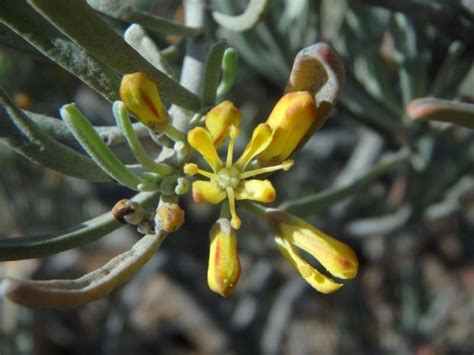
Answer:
top-left (1, 0), bottom-right (474, 354)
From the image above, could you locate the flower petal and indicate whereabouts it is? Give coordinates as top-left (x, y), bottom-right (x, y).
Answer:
top-left (192, 181), bottom-right (226, 204)
top-left (275, 236), bottom-right (342, 294)
top-left (280, 215), bottom-right (358, 279)
top-left (208, 219), bottom-right (241, 298)
top-left (235, 179), bottom-right (276, 203)
top-left (258, 91), bottom-right (315, 165)
top-left (205, 101), bottom-right (241, 146)
top-left (188, 127), bottom-right (223, 172)
top-left (234, 123), bottom-right (273, 170)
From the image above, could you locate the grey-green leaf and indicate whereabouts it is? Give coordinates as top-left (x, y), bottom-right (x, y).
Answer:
top-left (282, 150), bottom-right (409, 216)
top-left (28, 0), bottom-right (201, 111)
top-left (201, 40), bottom-right (227, 107)
top-left (87, 0), bottom-right (203, 37)
top-left (0, 0), bottom-right (121, 102)
top-left (212, 0), bottom-right (271, 32)
top-left (25, 109), bottom-right (148, 146)
top-left (60, 104), bottom-right (148, 191)
top-left (0, 89), bottom-right (111, 182)
top-left (0, 191), bottom-right (159, 261)
top-left (407, 97), bottom-right (474, 129)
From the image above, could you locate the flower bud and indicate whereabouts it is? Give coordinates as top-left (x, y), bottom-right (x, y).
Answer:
top-left (154, 202), bottom-right (185, 233)
top-left (267, 210), bottom-right (358, 294)
top-left (120, 72), bottom-right (169, 130)
top-left (112, 199), bottom-right (146, 225)
top-left (207, 219), bottom-right (241, 297)
top-left (205, 100), bottom-right (241, 146)
top-left (257, 91), bottom-right (316, 165)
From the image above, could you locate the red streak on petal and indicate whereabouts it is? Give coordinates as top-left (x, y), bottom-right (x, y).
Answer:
top-left (140, 90), bottom-right (161, 119)
top-left (193, 191), bottom-right (203, 204)
top-left (266, 190), bottom-right (276, 203)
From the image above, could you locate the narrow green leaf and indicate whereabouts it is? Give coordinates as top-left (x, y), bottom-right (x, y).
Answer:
top-left (0, 89), bottom-right (110, 182)
top-left (391, 13), bottom-right (427, 107)
top-left (201, 40), bottom-right (227, 107)
top-left (212, 0), bottom-right (271, 32)
top-left (25, 110), bottom-right (148, 146)
top-left (407, 98), bottom-right (474, 129)
top-left (87, 0), bottom-right (203, 37)
top-left (0, 0), bottom-right (120, 102)
top-left (217, 48), bottom-right (238, 97)
top-left (124, 24), bottom-right (176, 79)
top-left (282, 150), bottom-right (409, 216)
top-left (0, 24), bottom-right (41, 57)
top-left (60, 104), bottom-right (148, 190)
top-left (0, 191), bottom-right (159, 261)
top-left (3, 231), bottom-right (167, 308)
top-left (28, 0), bottom-right (201, 111)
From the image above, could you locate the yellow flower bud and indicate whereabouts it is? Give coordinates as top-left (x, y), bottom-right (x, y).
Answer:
top-left (205, 100), bottom-right (241, 146)
top-left (120, 72), bottom-right (169, 130)
top-left (155, 202), bottom-right (185, 232)
top-left (268, 210), bottom-right (358, 294)
top-left (257, 91), bottom-right (316, 165)
top-left (207, 219), bottom-right (241, 297)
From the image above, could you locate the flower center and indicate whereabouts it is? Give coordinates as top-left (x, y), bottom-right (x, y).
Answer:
top-left (216, 167), bottom-right (240, 189)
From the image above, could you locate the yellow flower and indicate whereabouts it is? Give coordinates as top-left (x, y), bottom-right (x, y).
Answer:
top-left (184, 93), bottom-right (355, 296)
top-left (184, 99), bottom-right (298, 229)
top-left (120, 72), bottom-right (169, 130)
top-left (207, 219), bottom-right (241, 297)
top-left (267, 210), bottom-right (358, 294)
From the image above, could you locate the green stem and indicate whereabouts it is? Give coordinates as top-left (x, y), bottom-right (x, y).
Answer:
top-left (113, 101), bottom-right (173, 176)
top-left (163, 124), bottom-right (187, 143)
top-left (61, 104), bottom-right (151, 191)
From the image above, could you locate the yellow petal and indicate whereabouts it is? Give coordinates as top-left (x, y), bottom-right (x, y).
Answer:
top-left (258, 91), bottom-right (315, 165)
top-left (192, 181), bottom-right (226, 204)
top-left (187, 127), bottom-right (223, 172)
top-left (234, 123), bottom-right (273, 170)
top-left (208, 219), bottom-right (241, 297)
top-left (279, 215), bottom-right (358, 280)
top-left (275, 236), bottom-right (342, 294)
top-left (205, 101), bottom-right (241, 146)
top-left (235, 179), bottom-right (276, 203)
top-left (120, 72), bottom-right (169, 130)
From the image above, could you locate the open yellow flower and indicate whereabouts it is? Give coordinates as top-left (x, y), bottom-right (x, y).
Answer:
top-left (184, 97), bottom-right (314, 229)
top-left (184, 92), bottom-right (357, 296)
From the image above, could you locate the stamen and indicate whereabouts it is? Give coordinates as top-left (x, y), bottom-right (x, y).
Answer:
top-left (196, 168), bottom-right (220, 180)
top-left (239, 159), bottom-right (294, 179)
top-left (226, 187), bottom-right (241, 229)
top-left (184, 163), bottom-right (219, 180)
top-left (226, 126), bottom-right (239, 168)
top-left (184, 163), bottom-right (199, 176)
